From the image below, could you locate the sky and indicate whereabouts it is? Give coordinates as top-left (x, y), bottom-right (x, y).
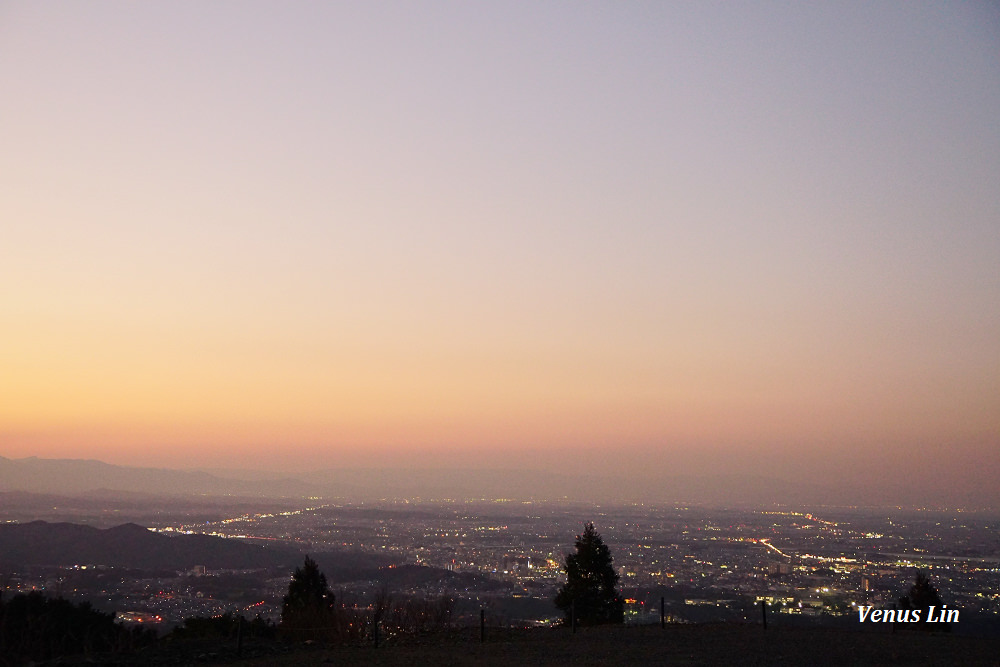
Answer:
top-left (1, 2), bottom-right (998, 498)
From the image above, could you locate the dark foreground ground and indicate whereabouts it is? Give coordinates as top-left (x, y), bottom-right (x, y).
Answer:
top-left (82, 622), bottom-right (1000, 666)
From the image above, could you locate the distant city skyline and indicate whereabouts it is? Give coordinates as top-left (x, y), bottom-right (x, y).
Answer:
top-left (1, 3), bottom-right (998, 502)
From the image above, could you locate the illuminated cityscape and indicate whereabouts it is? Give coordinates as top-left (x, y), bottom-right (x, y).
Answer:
top-left (3, 498), bottom-right (997, 630)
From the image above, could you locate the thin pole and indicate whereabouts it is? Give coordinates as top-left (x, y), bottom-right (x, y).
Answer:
top-left (661, 597), bottom-right (665, 628)
top-left (480, 608), bottom-right (485, 643)
top-left (761, 600), bottom-right (767, 630)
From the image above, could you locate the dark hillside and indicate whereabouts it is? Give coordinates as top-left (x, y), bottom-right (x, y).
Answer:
top-left (0, 521), bottom-right (299, 570)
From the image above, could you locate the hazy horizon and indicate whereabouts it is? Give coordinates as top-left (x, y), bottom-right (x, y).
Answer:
top-left (4, 453), bottom-right (998, 510)
top-left (2, 3), bottom-right (998, 502)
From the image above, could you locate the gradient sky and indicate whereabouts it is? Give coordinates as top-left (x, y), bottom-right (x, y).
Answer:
top-left (2, 3), bottom-right (998, 493)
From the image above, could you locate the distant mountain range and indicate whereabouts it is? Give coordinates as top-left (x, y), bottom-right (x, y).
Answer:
top-left (0, 455), bottom-right (993, 508)
top-left (0, 456), bottom-right (312, 497)
top-left (0, 520), bottom-right (299, 570)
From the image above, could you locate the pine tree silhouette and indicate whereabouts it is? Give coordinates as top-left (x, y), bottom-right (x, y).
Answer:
top-left (554, 522), bottom-right (624, 626)
top-left (281, 556), bottom-right (338, 640)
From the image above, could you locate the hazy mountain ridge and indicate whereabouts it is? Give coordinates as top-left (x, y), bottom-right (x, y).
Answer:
top-left (0, 456), bottom-right (818, 504)
top-left (0, 456), bottom-right (314, 498)
top-left (0, 456), bottom-right (993, 508)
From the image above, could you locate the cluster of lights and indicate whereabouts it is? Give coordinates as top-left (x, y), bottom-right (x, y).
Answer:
top-left (798, 554), bottom-right (857, 564)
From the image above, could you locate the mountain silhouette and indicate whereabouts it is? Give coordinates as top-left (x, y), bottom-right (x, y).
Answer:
top-left (0, 520), bottom-right (299, 570)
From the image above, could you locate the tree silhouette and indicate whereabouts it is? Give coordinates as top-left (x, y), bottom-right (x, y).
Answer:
top-left (554, 522), bottom-right (624, 626)
top-left (898, 570), bottom-right (947, 630)
top-left (281, 556), bottom-right (338, 640)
